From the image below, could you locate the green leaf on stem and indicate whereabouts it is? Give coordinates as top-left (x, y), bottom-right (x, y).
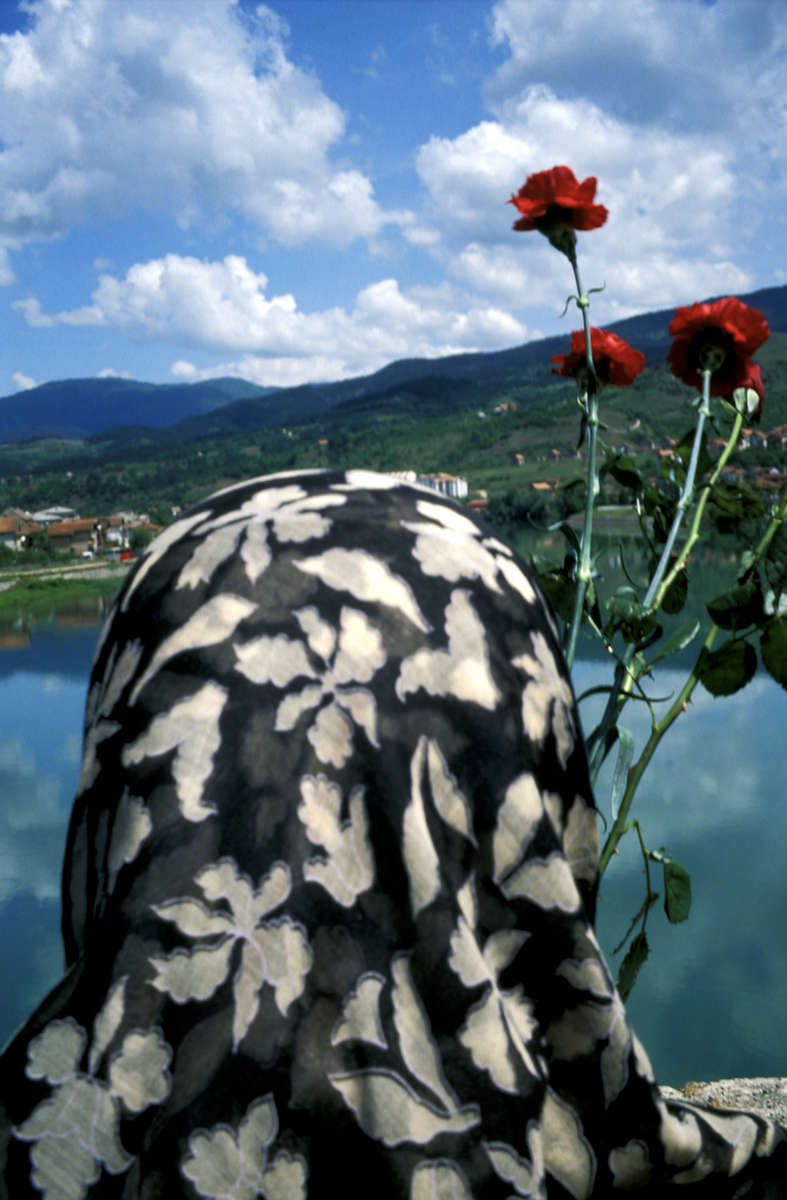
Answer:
top-left (760, 616), bottom-right (787, 691)
top-left (663, 859), bottom-right (691, 924)
top-left (537, 568), bottom-right (576, 624)
top-left (675, 427), bottom-right (711, 477)
top-left (617, 931), bottom-right (649, 1001)
top-left (709, 480), bottom-right (765, 522)
top-left (644, 483), bottom-right (678, 545)
top-left (698, 638), bottom-right (757, 696)
top-left (706, 579), bottom-right (763, 632)
top-left (660, 566), bottom-right (688, 616)
top-left (647, 618), bottom-right (701, 666)
top-left (556, 522), bottom-right (582, 557)
top-left (762, 519), bottom-right (787, 599)
top-left (607, 587), bottom-right (660, 644)
top-left (609, 726), bottom-right (634, 820)
top-left (602, 452), bottom-right (642, 493)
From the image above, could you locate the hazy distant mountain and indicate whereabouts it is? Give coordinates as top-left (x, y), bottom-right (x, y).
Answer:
top-left (2, 283), bottom-right (784, 446)
top-left (0, 376), bottom-right (273, 442)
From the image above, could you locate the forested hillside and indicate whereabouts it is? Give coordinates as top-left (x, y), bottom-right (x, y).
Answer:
top-left (0, 285), bottom-right (785, 521)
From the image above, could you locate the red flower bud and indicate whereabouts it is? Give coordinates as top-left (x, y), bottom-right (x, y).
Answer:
top-left (729, 361), bottom-right (765, 423)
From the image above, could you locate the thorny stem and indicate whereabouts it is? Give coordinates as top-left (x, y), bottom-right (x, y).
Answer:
top-left (652, 409), bottom-right (744, 612)
top-left (598, 623), bottom-right (720, 876)
top-left (642, 368), bottom-right (713, 610)
top-left (587, 367), bottom-right (726, 782)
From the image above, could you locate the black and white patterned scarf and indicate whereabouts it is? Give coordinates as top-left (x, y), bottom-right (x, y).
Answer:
top-left (1, 469), bottom-right (784, 1198)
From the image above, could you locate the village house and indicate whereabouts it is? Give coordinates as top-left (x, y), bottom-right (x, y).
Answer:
top-left (0, 515), bottom-right (43, 551)
top-left (416, 472), bottom-right (469, 500)
top-left (31, 505), bottom-right (79, 524)
top-left (47, 518), bottom-right (102, 556)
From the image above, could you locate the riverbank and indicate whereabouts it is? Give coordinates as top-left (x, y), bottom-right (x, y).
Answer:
top-left (0, 562), bottom-right (128, 618)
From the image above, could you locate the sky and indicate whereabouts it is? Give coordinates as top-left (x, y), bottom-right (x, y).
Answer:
top-left (0, 0), bottom-right (784, 401)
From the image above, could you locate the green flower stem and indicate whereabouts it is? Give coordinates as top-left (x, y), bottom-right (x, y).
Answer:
top-left (564, 249), bottom-right (599, 669)
top-left (598, 623), bottom-right (720, 877)
top-left (751, 490), bottom-right (787, 560)
top-left (650, 409), bottom-right (744, 613)
top-left (566, 388), bottom-right (599, 668)
top-left (587, 369), bottom-right (717, 782)
top-left (641, 368), bottom-right (712, 611)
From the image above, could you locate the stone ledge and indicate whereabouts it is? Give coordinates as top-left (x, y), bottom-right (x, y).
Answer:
top-left (661, 1078), bottom-right (787, 1124)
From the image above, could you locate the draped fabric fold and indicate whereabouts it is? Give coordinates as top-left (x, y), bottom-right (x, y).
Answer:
top-left (1, 469), bottom-right (784, 1198)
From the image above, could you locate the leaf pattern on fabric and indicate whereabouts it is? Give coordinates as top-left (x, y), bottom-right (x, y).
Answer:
top-left (295, 547), bottom-right (431, 633)
top-left (403, 500), bottom-right (510, 593)
top-left (173, 483), bottom-right (348, 594)
top-left (298, 774), bottom-right (374, 907)
top-left (492, 772), bottom-right (544, 890)
top-left (15, 985), bottom-right (171, 1199)
top-left (659, 1103), bottom-right (704, 1169)
top-left (236, 606), bottom-right (386, 768)
top-left (391, 954), bottom-right (459, 1115)
top-left (547, 986), bottom-right (632, 1108)
top-left (562, 798), bottom-right (600, 885)
top-left (449, 878), bottom-right (538, 1093)
top-left (329, 1071), bottom-right (479, 1149)
top-left (181, 1094), bottom-right (308, 1200)
top-left (499, 853), bottom-right (581, 913)
top-left (120, 509), bottom-right (210, 612)
top-left (75, 718), bottom-right (120, 798)
top-left (485, 1127), bottom-right (545, 1197)
top-left (403, 734), bottom-right (477, 917)
top-left (396, 589), bottom-right (501, 709)
top-left (410, 1159), bottom-right (472, 1200)
top-left (608, 1139), bottom-right (653, 1188)
top-left (330, 954), bottom-right (479, 1147)
top-left (541, 1088), bottom-right (595, 1199)
top-left (129, 594), bottom-right (257, 705)
top-left (107, 791), bottom-right (152, 885)
top-left (122, 681), bottom-right (227, 822)
top-left (513, 632), bottom-right (576, 769)
top-left (150, 859), bottom-right (312, 1048)
top-left (332, 973), bottom-right (388, 1049)
top-left (177, 522), bottom-right (245, 590)
top-left (84, 639), bottom-right (143, 727)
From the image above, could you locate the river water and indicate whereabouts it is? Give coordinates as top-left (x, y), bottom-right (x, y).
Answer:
top-left (0, 604), bottom-right (785, 1087)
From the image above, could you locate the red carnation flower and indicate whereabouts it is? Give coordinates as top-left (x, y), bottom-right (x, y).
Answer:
top-left (667, 297), bottom-right (770, 397)
top-left (551, 327), bottom-right (645, 387)
top-left (509, 166), bottom-right (608, 234)
top-left (728, 361), bottom-right (765, 423)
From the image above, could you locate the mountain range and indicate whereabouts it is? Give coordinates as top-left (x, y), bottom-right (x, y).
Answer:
top-left (2, 283), bottom-right (786, 446)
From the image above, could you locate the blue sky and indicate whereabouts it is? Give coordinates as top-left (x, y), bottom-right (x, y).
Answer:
top-left (0, 0), bottom-right (784, 401)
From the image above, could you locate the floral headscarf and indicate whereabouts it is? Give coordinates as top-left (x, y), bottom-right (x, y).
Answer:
top-left (1, 469), bottom-right (784, 1198)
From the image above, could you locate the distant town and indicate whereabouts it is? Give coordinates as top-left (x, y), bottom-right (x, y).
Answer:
top-left (1, 419), bottom-right (786, 561)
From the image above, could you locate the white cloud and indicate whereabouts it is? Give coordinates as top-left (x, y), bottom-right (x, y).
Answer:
top-left (0, 736), bottom-right (63, 902)
top-left (415, 83), bottom-right (761, 324)
top-left (96, 366), bottom-right (132, 379)
top-left (12, 371), bottom-right (36, 391)
top-left (15, 252), bottom-right (528, 385)
top-left (0, 0), bottom-right (405, 252)
top-left (408, 0), bottom-right (786, 327)
top-left (487, 0), bottom-right (787, 147)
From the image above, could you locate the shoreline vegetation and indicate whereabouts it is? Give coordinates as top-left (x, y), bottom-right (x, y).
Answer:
top-left (0, 503), bottom-right (746, 625)
top-left (0, 562), bottom-right (128, 621)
